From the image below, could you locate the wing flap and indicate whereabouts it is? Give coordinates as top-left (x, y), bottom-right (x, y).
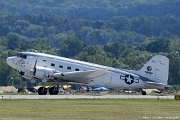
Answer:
top-left (53, 70), bottom-right (108, 84)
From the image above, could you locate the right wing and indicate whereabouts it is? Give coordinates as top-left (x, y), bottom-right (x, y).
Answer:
top-left (53, 69), bottom-right (108, 84)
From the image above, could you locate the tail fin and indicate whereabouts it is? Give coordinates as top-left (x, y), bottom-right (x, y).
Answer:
top-left (137, 55), bottom-right (169, 84)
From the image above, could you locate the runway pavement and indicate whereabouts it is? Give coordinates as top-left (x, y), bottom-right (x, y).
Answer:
top-left (0, 94), bottom-right (175, 99)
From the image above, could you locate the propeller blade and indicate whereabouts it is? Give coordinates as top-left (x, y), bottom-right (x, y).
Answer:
top-left (33, 59), bottom-right (37, 76)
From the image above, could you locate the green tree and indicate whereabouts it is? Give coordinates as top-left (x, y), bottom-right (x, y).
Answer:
top-left (123, 51), bottom-right (152, 70)
top-left (7, 32), bottom-right (20, 50)
top-left (0, 50), bottom-right (22, 87)
top-left (168, 54), bottom-right (180, 85)
top-left (104, 42), bottom-right (127, 59)
top-left (30, 38), bottom-right (54, 54)
top-left (109, 16), bottom-right (130, 31)
top-left (14, 20), bottom-right (30, 34)
top-left (0, 37), bottom-right (8, 53)
top-left (146, 37), bottom-right (171, 53)
top-left (25, 24), bottom-right (43, 37)
top-left (59, 37), bottom-right (83, 57)
top-left (78, 46), bottom-right (112, 66)
top-left (170, 38), bottom-right (180, 52)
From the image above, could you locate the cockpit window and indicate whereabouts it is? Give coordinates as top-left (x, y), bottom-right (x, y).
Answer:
top-left (16, 53), bottom-right (27, 59)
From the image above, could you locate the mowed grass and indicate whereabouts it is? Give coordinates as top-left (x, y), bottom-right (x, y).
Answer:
top-left (0, 99), bottom-right (179, 120)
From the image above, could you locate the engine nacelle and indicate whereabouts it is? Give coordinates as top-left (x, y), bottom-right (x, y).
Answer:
top-left (19, 71), bottom-right (34, 79)
top-left (23, 73), bottom-right (34, 80)
top-left (34, 66), bottom-right (57, 80)
top-left (18, 71), bottom-right (36, 83)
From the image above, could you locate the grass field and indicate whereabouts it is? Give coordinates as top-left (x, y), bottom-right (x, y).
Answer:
top-left (0, 99), bottom-right (179, 120)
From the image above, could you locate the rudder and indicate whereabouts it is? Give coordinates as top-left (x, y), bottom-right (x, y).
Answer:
top-left (137, 55), bottom-right (169, 84)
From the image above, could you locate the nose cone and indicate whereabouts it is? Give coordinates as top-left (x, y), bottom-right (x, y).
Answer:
top-left (6, 57), bottom-right (14, 66)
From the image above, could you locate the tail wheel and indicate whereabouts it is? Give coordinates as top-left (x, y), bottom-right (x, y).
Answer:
top-left (38, 87), bottom-right (47, 95)
top-left (49, 86), bottom-right (59, 95)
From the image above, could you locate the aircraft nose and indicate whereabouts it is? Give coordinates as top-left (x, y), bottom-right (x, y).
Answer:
top-left (6, 57), bottom-right (14, 66)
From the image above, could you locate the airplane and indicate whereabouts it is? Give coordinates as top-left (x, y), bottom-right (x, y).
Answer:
top-left (92, 87), bottom-right (110, 92)
top-left (6, 51), bottom-right (171, 95)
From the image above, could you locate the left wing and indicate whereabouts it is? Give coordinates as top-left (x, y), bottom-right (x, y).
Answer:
top-left (53, 69), bottom-right (108, 84)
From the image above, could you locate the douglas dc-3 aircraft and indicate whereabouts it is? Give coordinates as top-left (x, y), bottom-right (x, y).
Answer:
top-left (6, 52), bottom-right (170, 95)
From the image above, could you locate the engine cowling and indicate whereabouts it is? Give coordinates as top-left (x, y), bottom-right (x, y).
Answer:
top-left (23, 73), bottom-right (34, 79)
top-left (19, 71), bottom-right (33, 79)
top-left (34, 66), bottom-right (57, 80)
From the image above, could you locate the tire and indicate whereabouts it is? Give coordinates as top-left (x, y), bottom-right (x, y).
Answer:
top-left (38, 87), bottom-right (47, 95)
top-left (142, 91), bottom-right (147, 95)
top-left (49, 86), bottom-right (59, 95)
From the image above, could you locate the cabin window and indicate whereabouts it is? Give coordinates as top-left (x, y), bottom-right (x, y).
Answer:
top-left (17, 54), bottom-right (27, 59)
top-left (16, 53), bottom-right (27, 59)
top-left (51, 63), bottom-right (55, 67)
top-left (75, 68), bottom-right (79, 71)
top-left (22, 55), bottom-right (27, 59)
top-left (43, 60), bottom-right (46, 62)
top-left (59, 65), bottom-right (63, 68)
top-left (67, 67), bottom-right (71, 70)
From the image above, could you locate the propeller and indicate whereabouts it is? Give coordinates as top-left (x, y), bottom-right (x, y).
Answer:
top-left (33, 59), bottom-right (37, 76)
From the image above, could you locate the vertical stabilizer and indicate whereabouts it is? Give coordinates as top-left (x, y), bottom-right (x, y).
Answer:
top-left (137, 55), bottom-right (169, 84)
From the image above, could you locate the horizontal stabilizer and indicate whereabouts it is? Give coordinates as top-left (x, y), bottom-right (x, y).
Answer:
top-left (142, 89), bottom-right (161, 94)
top-left (53, 70), bottom-right (108, 84)
top-left (143, 81), bottom-right (172, 89)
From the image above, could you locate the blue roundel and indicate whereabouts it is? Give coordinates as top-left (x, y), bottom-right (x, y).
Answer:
top-left (124, 74), bottom-right (134, 84)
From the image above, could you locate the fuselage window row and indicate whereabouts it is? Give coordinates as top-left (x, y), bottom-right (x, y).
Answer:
top-left (50, 63), bottom-right (90, 72)
top-left (51, 63), bottom-right (55, 67)
top-left (67, 67), bottom-right (71, 70)
top-left (75, 68), bottom-right (79, 71)
top-left (59, 65), bottom-right (63, 68)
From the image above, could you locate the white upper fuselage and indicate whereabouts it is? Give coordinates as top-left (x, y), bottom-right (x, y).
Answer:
top-left (6, 52), bottom-right (151, 89)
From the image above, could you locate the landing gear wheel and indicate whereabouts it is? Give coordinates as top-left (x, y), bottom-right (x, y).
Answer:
top-left (142, 91), bottom-right (147, 95)
top-left (49, 86), bottom-right (59, 95)
top-left (38, 87), bottom-right (47, 95)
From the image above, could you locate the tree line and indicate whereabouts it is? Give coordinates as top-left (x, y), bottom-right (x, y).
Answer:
top-left (1, 0), bottom-right (180, 20)
top-left (0, 36), bottom-right (180, 88)
top-left (0, 14), bottom-right (180, 48)
top-left (0, 13), bottom-right (180, 89)
top-left (1, 0), bottom-right (180, 90)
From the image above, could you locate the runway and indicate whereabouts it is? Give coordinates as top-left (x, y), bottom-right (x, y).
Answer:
top-left (0, 95), bottom-right (175, 99)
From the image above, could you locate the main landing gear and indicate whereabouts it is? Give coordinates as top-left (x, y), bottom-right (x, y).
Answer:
top-left (142, 90), bottom-right (147, 95)
top-left (138, 88), bottom-right (147, 95)
top-left (38, 87), bottom-right (47, 95)
top-left (38, 86), bottom-right (59, 95)
top-left (49, 86), bottom-right (59, 95)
